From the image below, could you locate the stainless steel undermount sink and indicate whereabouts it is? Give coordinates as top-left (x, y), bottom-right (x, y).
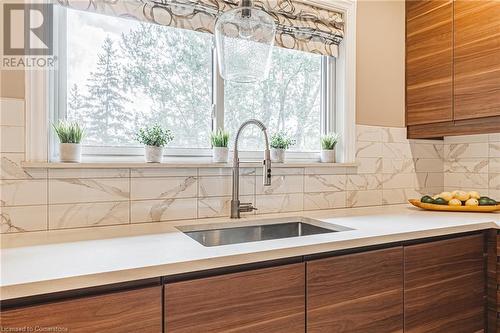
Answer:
top-left (177, 217), bottom-right (353, 247)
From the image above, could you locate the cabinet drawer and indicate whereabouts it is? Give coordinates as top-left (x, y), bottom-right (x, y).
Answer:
top-left (307, 247), bottom-right (403, 333)
top-left (404, 234), bottom-right (485, 332)
top-left (1, 286), bottom-right (162, 333)
top-left (165, 263), bottom-right (305, 333)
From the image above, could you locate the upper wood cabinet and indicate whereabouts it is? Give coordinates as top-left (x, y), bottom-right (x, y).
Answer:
top-left (406, 0), bottom-right (500, 138)
top-left (165, 263), bottom-right (305, 333)
top-left (0, 286), bottom-right (162, 333)
top-left (406, 0), bottom-right (453, 126)
top-left (454, 0), bottom-right (500, 121)
top-left (404, 234), bottom-right (485, 332)
top-left (307, 247), bottom-right (403, 333)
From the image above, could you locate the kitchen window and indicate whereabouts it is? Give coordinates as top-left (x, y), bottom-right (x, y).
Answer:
top-left (49, 6), bottom-right (337, 161)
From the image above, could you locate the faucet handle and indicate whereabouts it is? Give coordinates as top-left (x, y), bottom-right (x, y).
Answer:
top-left (239, 203), bottom-right (257, 212)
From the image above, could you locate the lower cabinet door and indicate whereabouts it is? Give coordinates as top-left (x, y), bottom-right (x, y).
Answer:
top-left (0, 286), bottom-right (162, 333)
top-left (165, 263), bottom-right (305, 333)
top-left (404, 234), bottom-right (485, 333)
top-left (306, 247), bottom-right (404, 333)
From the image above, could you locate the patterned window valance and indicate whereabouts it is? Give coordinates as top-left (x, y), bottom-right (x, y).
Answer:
top-left (56, 0), bottom-right (344, 57)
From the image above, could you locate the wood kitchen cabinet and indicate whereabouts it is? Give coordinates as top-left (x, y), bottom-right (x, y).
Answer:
top-left (0, 233), bottom-right (490, 333)
top-left (406, 0), bottom-right (500, 138)
top-left (164, 263), bottom-right (305, 333)
top-left (406, 0), bottom-right (453, 126)
top-left (404, 234), bottom-right (485, 332)
top-left (0, 286), bottom-right (162, 333)
top-left (306, 247), bottom-right (404, 333)
top-left (454, 0), bottom-right (500, 121)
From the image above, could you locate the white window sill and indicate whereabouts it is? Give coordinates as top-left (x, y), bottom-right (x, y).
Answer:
top-left (22, 159), bottom-right (357, 169)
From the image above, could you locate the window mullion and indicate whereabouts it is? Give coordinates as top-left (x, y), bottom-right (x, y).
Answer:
top-left (49, 5), bottom-right (67, 161)
top-left (212, 44), bottom-right (224, 131)
top-left (328, 56), bottom-right (336, 134)
top-left (321, 56), bottom-right (336, 135)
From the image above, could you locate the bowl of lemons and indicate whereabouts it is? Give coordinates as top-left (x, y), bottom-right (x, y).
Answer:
top-left (409, 191), bottom-right (500, 212)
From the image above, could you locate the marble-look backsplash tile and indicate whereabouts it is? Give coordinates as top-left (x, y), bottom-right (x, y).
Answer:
top-left (1, 205), bottom-right (47, 233)
top-left (446, 143), bottom-right (489, 160)
top-left (382, 189), bottom-right (421, 205)
top-left (354, 157), bottom-right (382, 174)
top-left (490, 158), bottom-right (500, 173)
top-left (130, 177), bottom-right (197, 200)
top-left (0, 110), bottom-right (454, 233)
top-left (383, 159), bottom-right (416, 174)
top-left (382, 142), bottom-right (413, 159)
top-left (346, 174), bottom-right (382, 191)
top-left (444, 173), bottom-right (489, 189)
top-left (303, 191), bottom-right (346, 210)
top-left (49, 168), bottom-right (129, 179)
top-left (356, 141), bottom-right (383, 158)
top-left (131, 198), bottom-right (197, 223)
top-left (49, 178), bottom-right (129, 204)
top-left (4, 92), bottom-right (499, 234)
top-left (256, 174), bottom-right (303, 195)
top-left (49, 202), bottom-right (129, 229)
top-left (304, 174), bottom-right (346, 193)
top-left (347, 190), bottom-right (383, 208)
top-left (1, 153), bottom-right (46, 179)
top-left (1, 179), bottom-right (47, 206)
top-left (381, 127), bottom-right (407, 143)
top-left (444, 159), bottom-right (489, 173)
top-left (199, 176), bottom-right (254, 197)
top-left (356, 125), bottom-right (383, 142)
top-left (443, 133), bottom-right (500, 196)
top-left (256, 193), bottom-right (303, 214)
top-left (131, 168), bottom-right (196, 178)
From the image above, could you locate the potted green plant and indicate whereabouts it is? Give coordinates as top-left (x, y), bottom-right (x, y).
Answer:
top-left (320, 132), bottom-right (340, 163)
top-left (210, 129), bottom-right (230, 163)
top-left (270, 131), bottom-right (295, 163)
top-left (53, 121), bottom-right (85, 163)
top-left (135, 124), bottom-right (174, 163)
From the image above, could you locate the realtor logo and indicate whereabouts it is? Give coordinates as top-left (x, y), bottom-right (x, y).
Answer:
top-left (3, 3), bottom-right (53, 56)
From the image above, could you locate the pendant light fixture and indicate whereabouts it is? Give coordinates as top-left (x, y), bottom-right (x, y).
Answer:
top-left (215, 0), bottom-right (276, 83)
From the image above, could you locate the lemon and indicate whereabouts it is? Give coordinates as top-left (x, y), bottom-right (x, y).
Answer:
top-left (439, 192), bottom-right (454, 202)
top-left (453, 190), bottom-right (470, 201)
top-left (468, 191), bottom-right (481, 200)
top-left (448, 198), bottom-right (462, 206)
top-left (465, 198), bottom-right (479, 207)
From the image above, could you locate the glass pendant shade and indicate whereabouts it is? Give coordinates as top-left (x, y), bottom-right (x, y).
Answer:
top-left (215, 1), bottom-right (276, 83)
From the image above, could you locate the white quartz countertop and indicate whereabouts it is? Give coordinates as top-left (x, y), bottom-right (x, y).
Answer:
top-left (1, 204), bottom-right (499, 300)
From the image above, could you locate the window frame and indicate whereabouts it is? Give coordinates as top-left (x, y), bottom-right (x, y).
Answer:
top-left (26, 0), bottom-right (356, 164)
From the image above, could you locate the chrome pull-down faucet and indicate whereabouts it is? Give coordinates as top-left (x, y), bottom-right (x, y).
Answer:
top-left (231, 119), bottom-right (272, 218)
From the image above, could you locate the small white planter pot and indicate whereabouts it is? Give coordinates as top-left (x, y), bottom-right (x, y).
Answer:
top-left (270, 148), bottom-right (285, 163)
top-left (59, 143), bottom-right (82, 163)
top-left (145, 145), bottom-right (163, 163)
top-left (320, 149), bottom-right (335, 163)
top-left (212, 147), bottom-right (229, 163)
